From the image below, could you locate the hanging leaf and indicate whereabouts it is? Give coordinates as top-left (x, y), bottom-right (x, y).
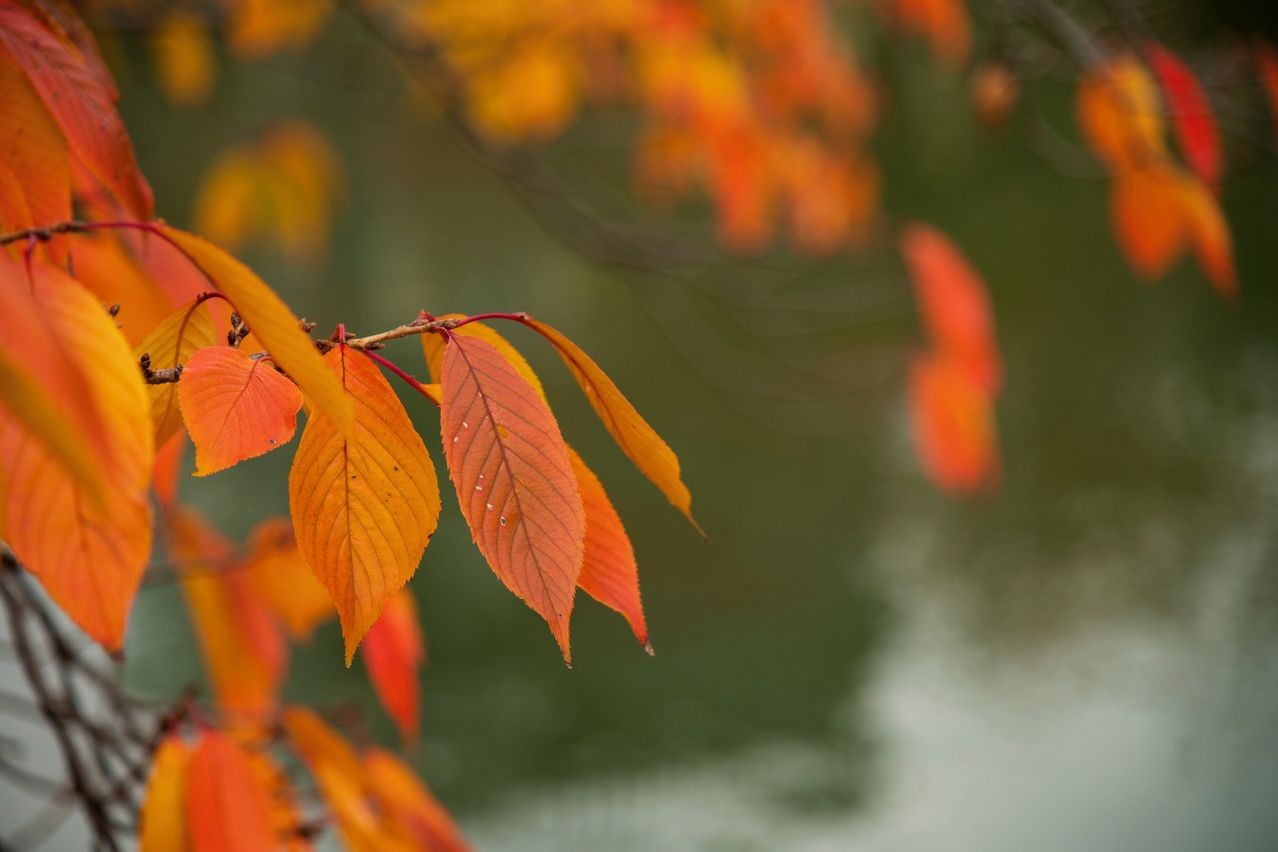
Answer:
top-left (149, 9), bottom-right (216, 107)
top-left (134, 298), bottom-right (218, 448)
top-left (440, 334), bottom-right (584, 661)
top-left (139, 736), bottom-right (191, 852)
top-left (185, 730), bottom-right (277, 852)
top-left (289, 346), bottom-right (440, 664)
top-left (0, 0), bottom-right (153, 218)
top-left (243, 517), bottom-right (334, 640)
top-left (1076, 54), bottom-right (1166, 173)
top-left (178, 346), bottom-right (303, 476)
top-left (158, 226), bottom-right (353, 434)
top-left (569, 447), bottom-right (649, 649)
top-left (523, 318), bottom-right (701, 534)
top-left (1145, 42), bottom-right (1222, 187)
top-left (909, 351), bottom-right (999, 494)
top-left (364, 748), bottom-right (472, 852)
top-left (0, 266), bottom-right (153, 650)
top-left (362, 588), bottom-right (424, 744)
top-left (422, 314), bottom-right (547, 401)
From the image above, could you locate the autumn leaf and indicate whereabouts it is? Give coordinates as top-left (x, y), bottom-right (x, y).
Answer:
top-left (365, 747), bottom-right (472, 852)
top-left (0, 51), bottom-right (68, 236)
top-left (1076, 54), bottom-right (1166, 173)
top-left (68, 233), bottom-right (174, 346)
top-left (243, 517), bottom-right (334, 640)
top-left (440, 334), bottom-right (585, 661)
top-left (157, 226), bottom-right (353, 434)
top-left (899, 222), bottom-right (1002, 395)
top-left (149, 9), bottom-right (216, 107)
top-left (169, 507), bottom-right (287, 724)
top-left (1146, 42), bottom-right (1222, 187)
top-left (523, 317), bottom-right (701, 534)
top-left (185, 730), bottom-right (278, 852)
top-left (178, 346), bottom-right (303, 476)
top-left (569, 447), bottom-right (649, 649)
top-left (139, 736), bottom-right (191, 852)
top-left (362, 588), bottom-right (424, 744)
top-left (134, 298), bottom-right (218, 448)
top-left (423, 314), bottom-right (547, 401)
top-left (0, 266), bottom-right (153, 650)
top-left (909, 351), bottom-right (999, 494)
top-left (289, 346), bottom-right (440, 664)
top-left (0, 0), bottom-right (153, 218)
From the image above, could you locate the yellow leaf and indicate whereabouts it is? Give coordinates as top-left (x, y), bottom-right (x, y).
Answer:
top-left (133, 298), bottom-right (218, 448)
top-left (139, 736), bottom-right (191, 852)
top-left (524, 318), bottom-right (702, 534)
top-left (157, 226), bottom-right (353, 434)
top-left (149, 9), bottom-right (216, 107)
top-left (288, 346), bottom-right (440, 664)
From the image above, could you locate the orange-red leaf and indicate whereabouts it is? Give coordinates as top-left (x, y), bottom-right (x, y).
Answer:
top-left (440, 334), bottom-right (584, 661)
top-left (1146, 42), bottom-right (1222, 187)
top-left (899, 223), bottom-right (1002, 395)
top-left (179, 346), bottom-right (303, 476)
top-left (134, 299), bottom-right (218, 449)
top-left (243, 517), bottom-right (333, 640)
top-left (0, 266), bottom-right (153, 650)
top-left (170, 508), bottom-right (287, 725)
top-left (568, 447), bottom-right (648, 648)
top-left (289, 346), bottom-right (440, 665)
top-left (158, 226), bottom-right (353, 434)
top-left (909, 351), bottom-right (998, 494)
top-left (139, 736), bottom-right (191, 852)
top-left (362, 588), bottom-right (424, 744)
top-left (523, 318), bottom-right (700, 533)
top-left (0, 0), bottom-right (152, 218)
top-left (422, 315), bottom-right (546, 401)
top-left (364, 747), bottom-right (472, 852)
top-left (0, 51), bottom-right (68, 233)
top-left (185, 730), bottom-right (276, 852)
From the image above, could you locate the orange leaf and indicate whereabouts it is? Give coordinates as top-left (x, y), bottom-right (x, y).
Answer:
top-left (185, 730), bottom-right (277, 852)
top-left (149, 9), bottom-right (216, 107)
top-left (139, 736), bottom-right (191, 852)
top-left (1110, 164), bottom-right (1190, 280)
top-left (423, 315), bottom-right (547, 401)
top-left (134, 299), bottom-right (218, 449)
top-left (0, 0), bottom-right (152, 218)
top-left (289, 346), bottom-right (440, 664)
top-left (157, 226), bottom-right (353, 435)
top-left (440, 334), bottom-right (584, 661)
top-left (68, 233), bottom-right (174, 346)
top-left (909, 351), bottom-right (998, 494)
top-left (362, 588), bottom-right (424, 744)
top-left (170, 507), bottom-right (287, 725)
top-left (1076, 54), bottom-right (1166, 173)
top-left (178, 346), bottom-right (303, 476)
top-left (364, 747), bottom-right (472, 852)
top-left (568, 447), bottom-right (648, 649)
top-left (0, 266), bottom-right (153, 650)
top-left (899, 223), bottom-right (1002, 395)
top-left (0, 51), bottom-right (68, 233)
top-left (523, 317), bottom-right (701, 534)
top-left (243, 517), bottom-right (334, 640)
top-left (1145, 42), bottom-right (1222, 187)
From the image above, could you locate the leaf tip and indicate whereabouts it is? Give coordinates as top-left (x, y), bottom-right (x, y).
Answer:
top-left (643, 641), bottom-right (655, 657)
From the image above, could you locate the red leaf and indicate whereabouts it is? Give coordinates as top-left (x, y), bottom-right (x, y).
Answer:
top-left (185, 730), bottom-right (277, 852)
top-left (1146, 43), bottom-right (1222, 187)
top-left (178, 346), bottom-right (303, 476)
top-left (440, 334), bottom-right (584, 662)
top-left (0, 0), bottom-right (152, 218)
top-left (362, 588), bottom-right (424, 744)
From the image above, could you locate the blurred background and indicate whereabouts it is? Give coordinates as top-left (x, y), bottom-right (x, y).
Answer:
top-left (8, 1), bottom-right (1278, 849)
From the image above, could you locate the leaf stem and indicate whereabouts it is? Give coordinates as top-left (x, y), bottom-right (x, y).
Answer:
top-left (360, 350), bottom-right (440, 406)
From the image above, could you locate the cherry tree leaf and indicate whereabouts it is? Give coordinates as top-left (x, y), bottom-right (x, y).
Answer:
top-left (422, 314), bottom-right (546, 400)
top-left (243, 517), bottom-right (334, 640)
top-left (158, 226), bottom-right (353, 435)
top-left (134, 298), bottom-right (217, 448)
top-left (362, 588), bottom-right (424, 744)
top-left (1076, 54), bottom-right (1166, 173)
top-left (364, 748), bottom-right (472, 852)
top-left (909, 351), bottom-right (999, 494)
top-left (1146, 42), bottom-right (1222, 187)
top-left (139, 736), bottom-right (191, 852)
top-left (0, 0), bottom-right (152, 218)
top-left (522, 318), bottom-right (700, 535)
top-left (568, 447), bottom-right (648, 649)
top-left (185, 730), bottom-right (277, 852)
top-left (0, 266), bottom-right (152, 650)
top-left (178, 346), bottom-right (303, 476)
top-left (289, 346), bottom-right (440, 665)
top-left (0, 52), bottom-right (68, 234)
top-left (440, 334), bottom-right (584, 661)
